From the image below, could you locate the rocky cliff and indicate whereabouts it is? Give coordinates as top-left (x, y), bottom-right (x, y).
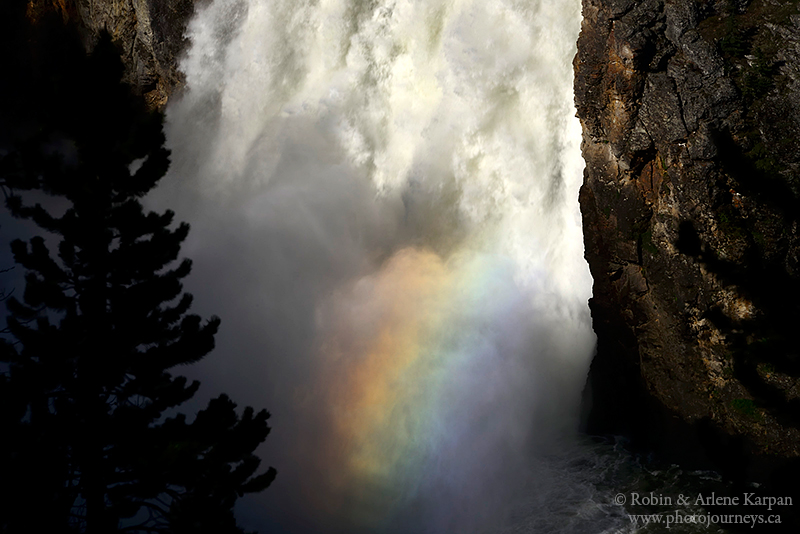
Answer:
top-left (27, 0), bottom-right (195, 108)
top-left (575, 0), bottom-right (800, 484)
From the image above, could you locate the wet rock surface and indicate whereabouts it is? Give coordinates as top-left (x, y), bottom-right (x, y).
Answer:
top-left (575, 0), bottom-right (800, 489)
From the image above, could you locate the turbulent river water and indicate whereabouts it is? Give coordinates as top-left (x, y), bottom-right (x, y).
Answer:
top-left (152, 0), bottom-right (734, 532)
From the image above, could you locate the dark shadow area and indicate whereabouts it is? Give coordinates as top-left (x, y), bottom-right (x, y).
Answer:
top-left (714, 128), bottom-right (800, 216)
top-left (671, 217), bottom-right (800, 528)
top-left (0, 2), bottom-right (276, 532)
top-left (677, 219), bottom-right (800, 425)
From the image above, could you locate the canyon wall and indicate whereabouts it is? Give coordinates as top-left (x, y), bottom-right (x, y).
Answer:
top-left (27, 0), bottom-right (194, 108)
top-left (575, 0), bottom-right (800, 482)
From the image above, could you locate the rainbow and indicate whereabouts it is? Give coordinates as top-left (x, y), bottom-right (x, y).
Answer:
top-left (308, 245), bottom-right (538, 526)
top-left (170, 0), bottom-right (592, 530)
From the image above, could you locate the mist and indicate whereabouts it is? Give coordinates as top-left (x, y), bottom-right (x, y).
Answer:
top-left (147, 0), bottom-right (596, 531)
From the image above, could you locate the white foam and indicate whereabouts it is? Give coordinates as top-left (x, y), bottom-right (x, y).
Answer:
top-left (159, 0), bottom-right (596, 530)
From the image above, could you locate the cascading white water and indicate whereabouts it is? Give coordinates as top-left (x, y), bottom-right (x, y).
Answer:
top-left (155, 0), bottom-right (603, 531)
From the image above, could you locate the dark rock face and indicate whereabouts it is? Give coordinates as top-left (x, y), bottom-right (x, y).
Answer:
top-left (28, 0), bottom-right (195, 107)
top-left (575, 0), bottom-right (800, 483)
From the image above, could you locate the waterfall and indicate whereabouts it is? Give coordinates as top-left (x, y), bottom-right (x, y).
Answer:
top-left (155, 0), bottom-right (597, 531)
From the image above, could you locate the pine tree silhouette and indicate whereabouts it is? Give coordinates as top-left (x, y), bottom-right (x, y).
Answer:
top-left (0, 4), bottom-right (276, 532)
